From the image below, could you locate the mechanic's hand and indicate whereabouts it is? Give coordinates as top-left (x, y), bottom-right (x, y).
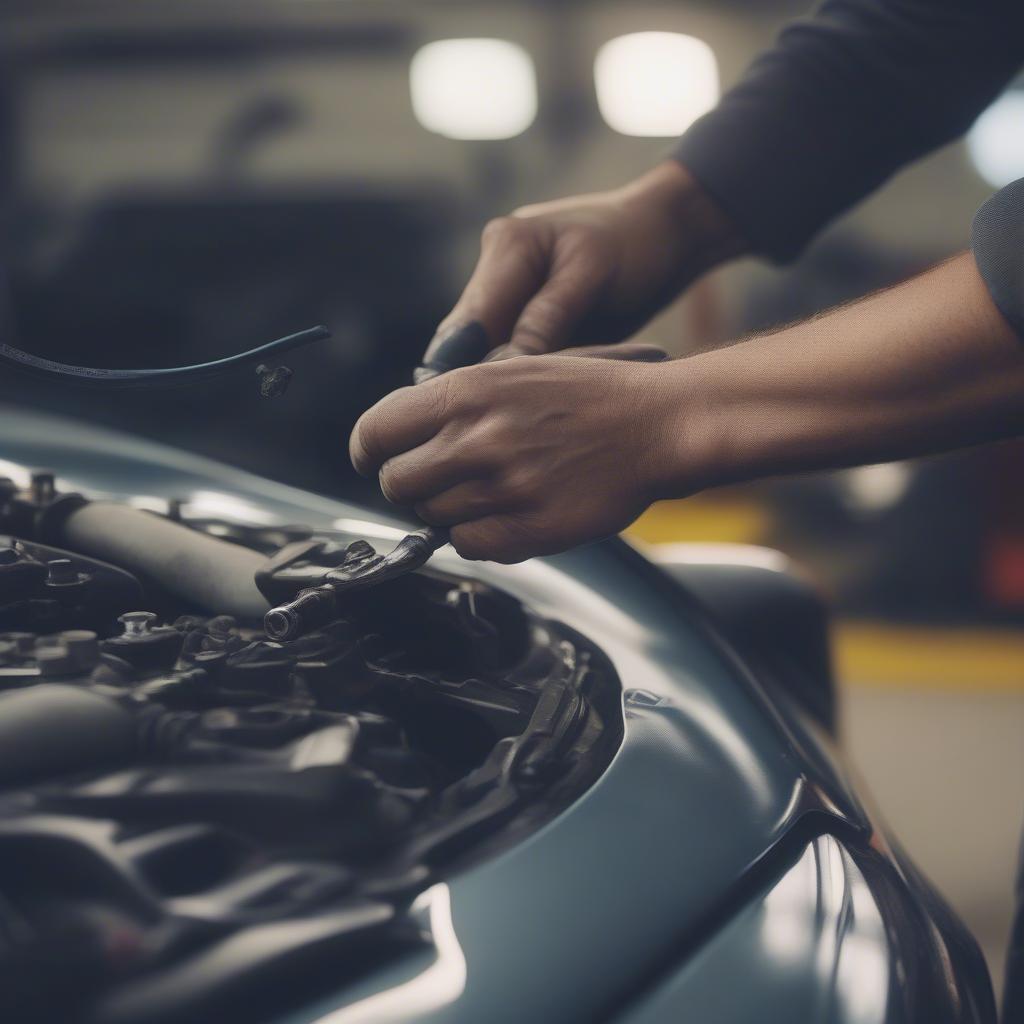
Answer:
top-left (421, 161), bottom-right (744, 369)
top-left (350, 347), bottom-right (702, 563)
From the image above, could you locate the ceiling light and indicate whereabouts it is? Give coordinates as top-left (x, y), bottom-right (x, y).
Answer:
top-left (410, 38), bottom-right (537, 141)
top-left (595, 32), bottom-right (719, 138)
top-left (967, 90), bottom-right (1024, 188)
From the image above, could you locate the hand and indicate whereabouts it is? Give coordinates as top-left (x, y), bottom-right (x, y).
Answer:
top-left (354, 253), bottom-right (1024, 567)
top-left (421, 162), bottom-right (744, 370)
top-left (350, 347), bottom-right (701, 563)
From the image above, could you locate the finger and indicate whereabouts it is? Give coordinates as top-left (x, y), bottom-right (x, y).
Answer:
top-left (562, 342), bottom-right (668, 363)
top-left (504, 237), bottom-right (610, 356)
top-left (414, 322), bottom-right (491, 383)
top-left (451, 515), bottom-right (549, 564)
top-left (414, 479), bottom-right (512, 526)
top-left (423, 217), bottom-right (549, 361)
top-left (486, 340), bottom-right (667, 365)
top-left (378, 436), bottom-right (488, 506)
top-left (349, 380), bottom-right (449, 477)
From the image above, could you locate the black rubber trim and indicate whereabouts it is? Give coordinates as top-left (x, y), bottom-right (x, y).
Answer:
top-left (972, 177), bottom-right (1024, 342)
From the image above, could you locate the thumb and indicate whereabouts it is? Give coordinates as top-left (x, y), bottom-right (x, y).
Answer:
top-left (422, 217), bottom-right (549, 370)
top-left (486, 341), bottom-right (668, 365)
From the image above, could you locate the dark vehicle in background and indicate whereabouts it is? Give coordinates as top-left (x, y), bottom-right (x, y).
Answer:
top-left (1, 4), bottom-right (464, 496)
top-left (0, 405), bottom-right (996, 1023)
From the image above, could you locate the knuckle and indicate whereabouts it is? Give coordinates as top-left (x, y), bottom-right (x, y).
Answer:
top-left (450, 523), bottom-right (485, 561)
top-left (499, 466), bottom-right (537, 504)
top-left (451, 515), bottom-right (541, 563)
top-left (349, 418), bottom-right (378, 475)
top-left (468, 414), bottom-right (505, 451)
top-left (427, 374), bottom-right (455, 422)
top-left (489, 518), bottom-right (538, 564)
top-left (413, 499), bottom-right (440, 524)
top-left (511, 321), bottom-right (556, 353)
top-left (510, 201), bottom-right (544, 218)
top-left (481, 215), bottom-right (523, 246)
top-left (465, 426), bottom-right (517, 474)
top-left (378, 462), bottom-right (403, 503)
top-left (557, 223), bottom-right (597, 252)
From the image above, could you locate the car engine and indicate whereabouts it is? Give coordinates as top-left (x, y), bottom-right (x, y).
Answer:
top-left (0, 472), bottom-right (621, 1024)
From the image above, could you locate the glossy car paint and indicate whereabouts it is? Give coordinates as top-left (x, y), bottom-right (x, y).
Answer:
top-left (1, 405), bottom-right (995, 1023)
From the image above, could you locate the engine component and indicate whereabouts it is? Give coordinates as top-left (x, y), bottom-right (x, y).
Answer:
top-left (0, 536), bottom-right (144, 634)
top-left (262, 527), bottom-right (451, 641)
top-left (0, 484), bottom-right (622, 1024)
top-left (0, 684), bottom-right (137, 786)
top-left (62, 503), bottom-right (268, 618)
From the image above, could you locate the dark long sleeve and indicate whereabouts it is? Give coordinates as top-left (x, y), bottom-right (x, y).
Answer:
top-left (973, 177), bottom-right (1024, 339)
top-left (673, 0), bottom-right (1024, 262)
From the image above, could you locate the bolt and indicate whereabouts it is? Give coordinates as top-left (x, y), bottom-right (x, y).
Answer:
top-left (166, 498), bottom-right (184, 521)
top-left (119, 611), bottom-right (157, 637)
top-left (47, 559), bottom-right (76, 584)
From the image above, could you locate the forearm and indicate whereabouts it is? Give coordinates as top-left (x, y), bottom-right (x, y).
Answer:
top-left (666, 252), bottom-right (1024, 490)
top-left (351, 252), bottom-right (1023, 564)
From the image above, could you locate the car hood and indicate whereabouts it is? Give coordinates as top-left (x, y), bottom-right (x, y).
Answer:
top-left (2, 404), bottom-right (871, 1023)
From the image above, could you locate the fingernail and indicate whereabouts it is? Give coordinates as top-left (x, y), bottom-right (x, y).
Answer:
top-left (413, 366), bottom-right (440, 384)
top-left (421, 321), bottom-right (491, 374)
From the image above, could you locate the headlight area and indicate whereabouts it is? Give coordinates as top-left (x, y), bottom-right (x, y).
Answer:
top-left (0, 475), bottom-right (623, 1024)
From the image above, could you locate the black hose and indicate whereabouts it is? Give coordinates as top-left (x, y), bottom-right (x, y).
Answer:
top-left (0, 325), bottom-right (329, 390)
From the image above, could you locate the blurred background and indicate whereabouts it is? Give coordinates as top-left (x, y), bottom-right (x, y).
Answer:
top-left (2, 0), bottom-right (1023, 994)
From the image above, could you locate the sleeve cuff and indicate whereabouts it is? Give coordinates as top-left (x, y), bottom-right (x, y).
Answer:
top-left (972, 177), bottom-right (1024, 341)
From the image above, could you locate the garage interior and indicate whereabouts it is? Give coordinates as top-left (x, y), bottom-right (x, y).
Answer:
top-left (3, 0), bottom-right (1023, 1000)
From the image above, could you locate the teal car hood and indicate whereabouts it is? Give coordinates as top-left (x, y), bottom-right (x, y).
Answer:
top-left (0, 405), bottom-right (989, 1024)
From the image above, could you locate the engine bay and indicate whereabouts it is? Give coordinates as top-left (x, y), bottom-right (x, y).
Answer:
top-left (0, 472), bottom-right (622, 1024)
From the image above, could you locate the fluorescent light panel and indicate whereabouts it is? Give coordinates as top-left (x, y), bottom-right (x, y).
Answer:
top-left (595, 31), bottom-right (719, 138)
top-left (410, 38), bottom-right (537, 141)
top-left (967, 90), bottom-right (1024, 188)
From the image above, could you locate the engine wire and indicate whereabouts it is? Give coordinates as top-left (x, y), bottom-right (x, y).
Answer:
top-left (0, 325), bottom-right (330, 390)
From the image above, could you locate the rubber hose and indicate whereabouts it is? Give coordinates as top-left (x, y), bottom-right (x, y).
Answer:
top-left (61, 503), bottom-right (269, 619)
top-left (0, 325), bottom-right (329, 390)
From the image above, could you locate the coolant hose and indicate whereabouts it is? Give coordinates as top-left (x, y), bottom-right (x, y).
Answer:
top-left (61, 503), bottom-right (269, 619)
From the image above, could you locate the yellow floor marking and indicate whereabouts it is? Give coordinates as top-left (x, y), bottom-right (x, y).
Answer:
top-left (628, 496), bottom-right (1024, 692)
top-left (628, 497), bottom-right (769, 545)
top-left (836, 621), bottom-right (1024, 693)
